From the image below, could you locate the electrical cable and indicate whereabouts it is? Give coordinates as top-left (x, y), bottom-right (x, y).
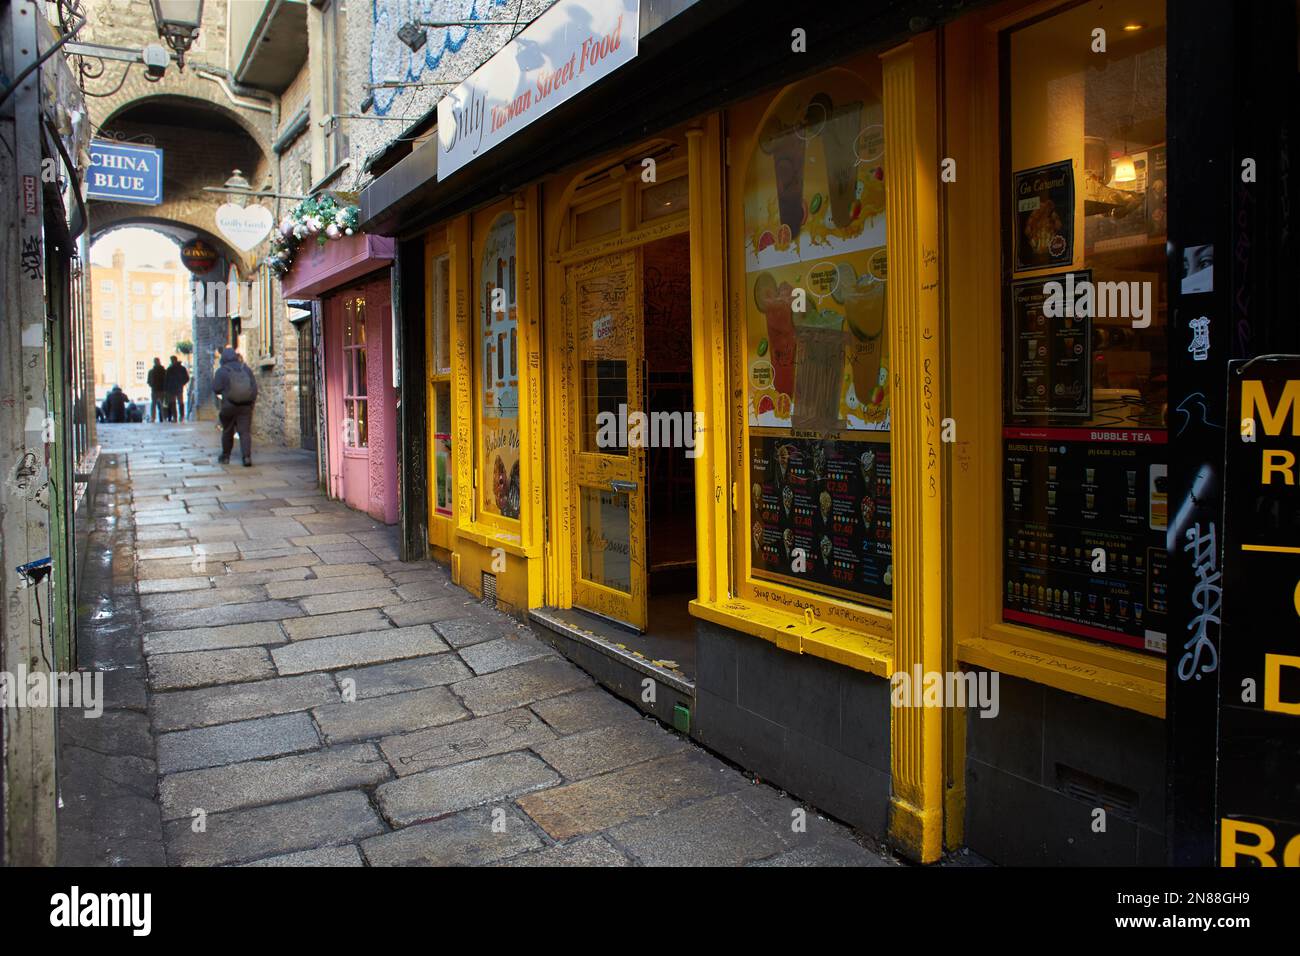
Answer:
top-left (0, 12), bottom-right (87, 109)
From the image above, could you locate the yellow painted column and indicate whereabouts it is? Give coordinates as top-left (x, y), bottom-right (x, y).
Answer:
top-left (882, 33), bottom-right (946, 864)
top-left (686, 118), bottom-right (731, 606)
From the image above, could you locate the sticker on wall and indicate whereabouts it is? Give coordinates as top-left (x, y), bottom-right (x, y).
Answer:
top-left (1181, 244), bottom-right (1214, 294)
top-left (216, 203), bottom-right (274, 251)
top-left (1188, 316), bottom-right (1211, 361)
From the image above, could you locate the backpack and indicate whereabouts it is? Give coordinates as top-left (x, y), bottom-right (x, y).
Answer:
top-left (224, 364), bottom-right (256, 404)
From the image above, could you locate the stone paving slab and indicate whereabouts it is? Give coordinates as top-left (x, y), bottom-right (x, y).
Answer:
top-left (383, 597), bottom-right (475, 628)
top-left (266, 573), bottom-right (392, 600)
top-left (491, 835), bottom-right (632, 867)
top-left (159, 743), bottom-right (391, 820)
top-left (242, 845), bottom-right (365, 867)
top-left (459, 635), bottom-right (557, 675)
top-left (152, 673), bottom-right (340, 732)
top-left (453, 657), bottom-right (593, 717)
top-left (144, 621), bottom-right (286, 655)
top-left (164, 790), bottom-right (384, 867)
top-left (360, 805), bottom-right (542, 867)
top-left (139, 585), bottom-right (265, 612)
top-left (380, 708), bottom-right (556, 776)
top-left (137, 576), bottom-right (213, 595)
top-left (532, 719), bottom-right (688, 780)
top-left (282, 608), bottom-right (391, 641)
top-left (272, 625), bottom-right (447, 674)
top-left (148, 646), bottom-right (275, 691)
top-left (299, 587), bottom-right (397, 616)
top-left (313, 686), bottom-right (468, 744)
top-left (529, 688), bottom-right (644, 735)
top-left (516, 752), bottom-right (746, 841)
top-left (609, 792), bottom-right (790, 867)
top-left (374, 751), bottom-right (559, 827)
top-left (151, 599), bottom-right (304, 630)
top-left (432, 617), bottom-right (515, 648)
top-left (336, 654), bottom-right (472, 699)
top-left (156, 713), bottom-right (320, 774)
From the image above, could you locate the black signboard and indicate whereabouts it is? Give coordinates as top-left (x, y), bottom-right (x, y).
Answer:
top-left (1217, 358), bottom-right (1300, 866)
top-left (750, 433), bottom-right (892, 606)
top-left (1013, 159), bottom-right (1075, 272)
top-left (1010, 271), bottom-right (1093, 417)
top-left (1002, 426), bottom-right (1168, 652)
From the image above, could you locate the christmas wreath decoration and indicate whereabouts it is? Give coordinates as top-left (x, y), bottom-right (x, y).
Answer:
top-left (267, 193), bottom-right (362, 278)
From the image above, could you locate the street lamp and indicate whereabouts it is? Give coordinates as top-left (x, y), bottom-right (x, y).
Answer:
top-left (150, 0), bottom-right (205, 69)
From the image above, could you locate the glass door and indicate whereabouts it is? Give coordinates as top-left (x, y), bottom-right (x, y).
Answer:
top-left (567, 249), bottom-right (647, 630)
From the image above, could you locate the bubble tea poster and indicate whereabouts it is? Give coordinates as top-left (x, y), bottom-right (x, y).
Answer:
top-left (742, 70), bottom-right (891, 433)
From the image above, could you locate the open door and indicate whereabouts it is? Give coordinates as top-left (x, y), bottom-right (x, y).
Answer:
top-left (566, 249), bottom-right (647, 631)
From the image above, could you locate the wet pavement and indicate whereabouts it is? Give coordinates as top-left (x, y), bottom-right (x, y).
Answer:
top-left (58, 422), bottom-right (899, 867)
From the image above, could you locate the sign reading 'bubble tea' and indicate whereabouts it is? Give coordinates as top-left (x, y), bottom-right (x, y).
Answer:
top-left (87, 140), bottom-right (162, 205)
top-left (437, 0), bottom-right (640, 181)
top-left (1218, 357), bottom-right (1300, 866)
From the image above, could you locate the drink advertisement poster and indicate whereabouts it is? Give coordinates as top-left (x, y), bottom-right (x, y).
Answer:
top-left (740, 69), bottom-right (894, 605)
top-left (1217, 359), bottom-right (1300, 866)
top-left (481, 214), bottom-right (521, 520)
top-left (1010, 271), bottom-right (1093, 417)
top-left (1013, 160), bottom-right (1074, 272)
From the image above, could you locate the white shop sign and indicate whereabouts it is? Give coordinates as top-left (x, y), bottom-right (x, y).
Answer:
top-left (437, 0), bottom-right (640, 180)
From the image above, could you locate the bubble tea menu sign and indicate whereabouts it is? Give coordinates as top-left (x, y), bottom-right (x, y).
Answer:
top-left (1013, 160), bottom-right (1074, 272)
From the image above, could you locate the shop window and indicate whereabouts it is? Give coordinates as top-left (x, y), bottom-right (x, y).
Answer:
top-left (639, 175), bottom-right (688, 223)
top-left (1001, 2), bottom-right (1168, 654)
top-left (102, 329), bottom-right (113, 348)
top-left (479, 213), bottom-right (520, 520)
top-left (430, 251), bottom-right (453, 518)
top-left (342, 297), bottom-right (369, 448)
top-left (740, 65), bottom-right (893, 609)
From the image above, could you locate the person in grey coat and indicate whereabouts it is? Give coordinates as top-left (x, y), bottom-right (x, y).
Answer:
top-left (211, 347), bottom-right (259, 466)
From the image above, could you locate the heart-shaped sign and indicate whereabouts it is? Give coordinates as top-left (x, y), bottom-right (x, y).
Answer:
top-left (215, 203), bottom-right (274, 251)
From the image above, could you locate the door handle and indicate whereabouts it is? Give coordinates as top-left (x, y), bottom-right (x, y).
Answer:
top-left (609, 479), bottom-right (638, 494)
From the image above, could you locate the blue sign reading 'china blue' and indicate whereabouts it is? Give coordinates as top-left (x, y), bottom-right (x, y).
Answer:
top-left (87, 140), bottom-right (163, 205)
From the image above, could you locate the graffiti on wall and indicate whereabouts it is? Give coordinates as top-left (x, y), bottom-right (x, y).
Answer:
top-left (369, 0), bottom-right (517, 116)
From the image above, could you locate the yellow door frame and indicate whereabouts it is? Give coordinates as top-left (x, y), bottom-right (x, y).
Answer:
top-left (541, 131), bottom-right (692, 613)
top-left (425, 228), bottom-right (455, 554)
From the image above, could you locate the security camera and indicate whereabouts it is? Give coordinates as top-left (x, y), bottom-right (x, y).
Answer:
top-left (141, 44), bottom-right (170, 81)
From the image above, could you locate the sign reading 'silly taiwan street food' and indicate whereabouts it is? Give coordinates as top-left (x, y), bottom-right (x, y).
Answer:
top-left (86, 140), bottom-right (162, 205)
top-left (437, 0), bottom-right (639, 181)
top-left (1218, 358), bottom-right (1300, 866)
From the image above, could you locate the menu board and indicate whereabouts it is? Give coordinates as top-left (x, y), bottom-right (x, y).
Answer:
top-left (1010, 271), bottom-right (1092, 418)
top-left (750, 433), bottom-right (892, 605)
top-left (1013, 160), bottom-right (1075, 271)
top-left (1002, 427), bottom-right (1168, 653)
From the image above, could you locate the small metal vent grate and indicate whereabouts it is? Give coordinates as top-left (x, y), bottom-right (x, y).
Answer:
top-left (481, 571), bottom-right (498, 605)
top-left (1055, 763), bottom-right (1139, 823)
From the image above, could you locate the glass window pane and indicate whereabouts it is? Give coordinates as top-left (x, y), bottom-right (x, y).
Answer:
top-left (355, 398), bottom-right (368, 448)
top-left (433, 255), bottom-right (451, 375)
top-left (1002, 3), bottom-right (1167, 654)
top-left (574, 199), bottom-right (620, 243)
top-left (580, 486), bottom-right (632, 593)
top-left (581, 359), bottom-right (628, 454)
top-left (640, 175), bottom-right (689, 222)
top-left (481, 213), bottom-right (521, 520)
top-left (434, 381), bottom-right (452, 516)
top-left (741, 64), bottom-right (892, 607)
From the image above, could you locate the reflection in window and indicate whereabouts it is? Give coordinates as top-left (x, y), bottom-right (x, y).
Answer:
top-left (342, 297), bottom-right (369, 448)
top-left (480, 213), bottom-right (521, 520)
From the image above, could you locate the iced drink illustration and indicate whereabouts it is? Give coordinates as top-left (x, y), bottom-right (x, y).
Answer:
top-left (819, 96), bottom-right (864, 228)
top-left (769, 124), bottom-right (807, 240)
top-left (792, 310), bottom-right (847, 431)
top-left (843, 277), bottom-right (886, 405)
top-left (755, 273), bottom-right (796, 398)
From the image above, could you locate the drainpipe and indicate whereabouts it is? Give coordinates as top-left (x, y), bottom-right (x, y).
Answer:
top-left (194, 67), bottom-right (274, 114)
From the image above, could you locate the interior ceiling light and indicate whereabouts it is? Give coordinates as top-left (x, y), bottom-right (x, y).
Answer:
top-left (1123, 22), bottom-right (1146, 32)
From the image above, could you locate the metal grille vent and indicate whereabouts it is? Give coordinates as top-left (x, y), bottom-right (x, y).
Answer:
top-left (1055, 764), bottom-right (1140, 822)
top-left (481, 571), bottom-right (498, 605)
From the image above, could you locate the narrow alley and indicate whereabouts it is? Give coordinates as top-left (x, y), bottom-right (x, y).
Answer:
top-left (59, 423), bottom-right (895, 867)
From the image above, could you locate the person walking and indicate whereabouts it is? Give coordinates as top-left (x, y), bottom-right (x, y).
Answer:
top-left (146, 358), bottom-right (167, 423)
top-left (212, 347), bottom-right (258, 466)
top-left (164, 355), bottom-right (190, 423)
top-left (102, 385), bottom-right (128, 423)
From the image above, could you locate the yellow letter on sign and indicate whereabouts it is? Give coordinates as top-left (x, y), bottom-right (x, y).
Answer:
top-left (1264, 653), bottom-right (1300, 715)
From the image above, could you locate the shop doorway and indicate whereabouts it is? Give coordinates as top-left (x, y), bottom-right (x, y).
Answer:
top-left (564, 232), bottom-right (697, 670)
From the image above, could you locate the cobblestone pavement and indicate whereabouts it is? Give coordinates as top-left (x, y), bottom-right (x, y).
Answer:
top-left (59, 422), bottom-right (898, 867)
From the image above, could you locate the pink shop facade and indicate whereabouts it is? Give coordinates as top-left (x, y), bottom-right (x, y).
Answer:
top-left (281, 234), bottom-right (399, 525)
